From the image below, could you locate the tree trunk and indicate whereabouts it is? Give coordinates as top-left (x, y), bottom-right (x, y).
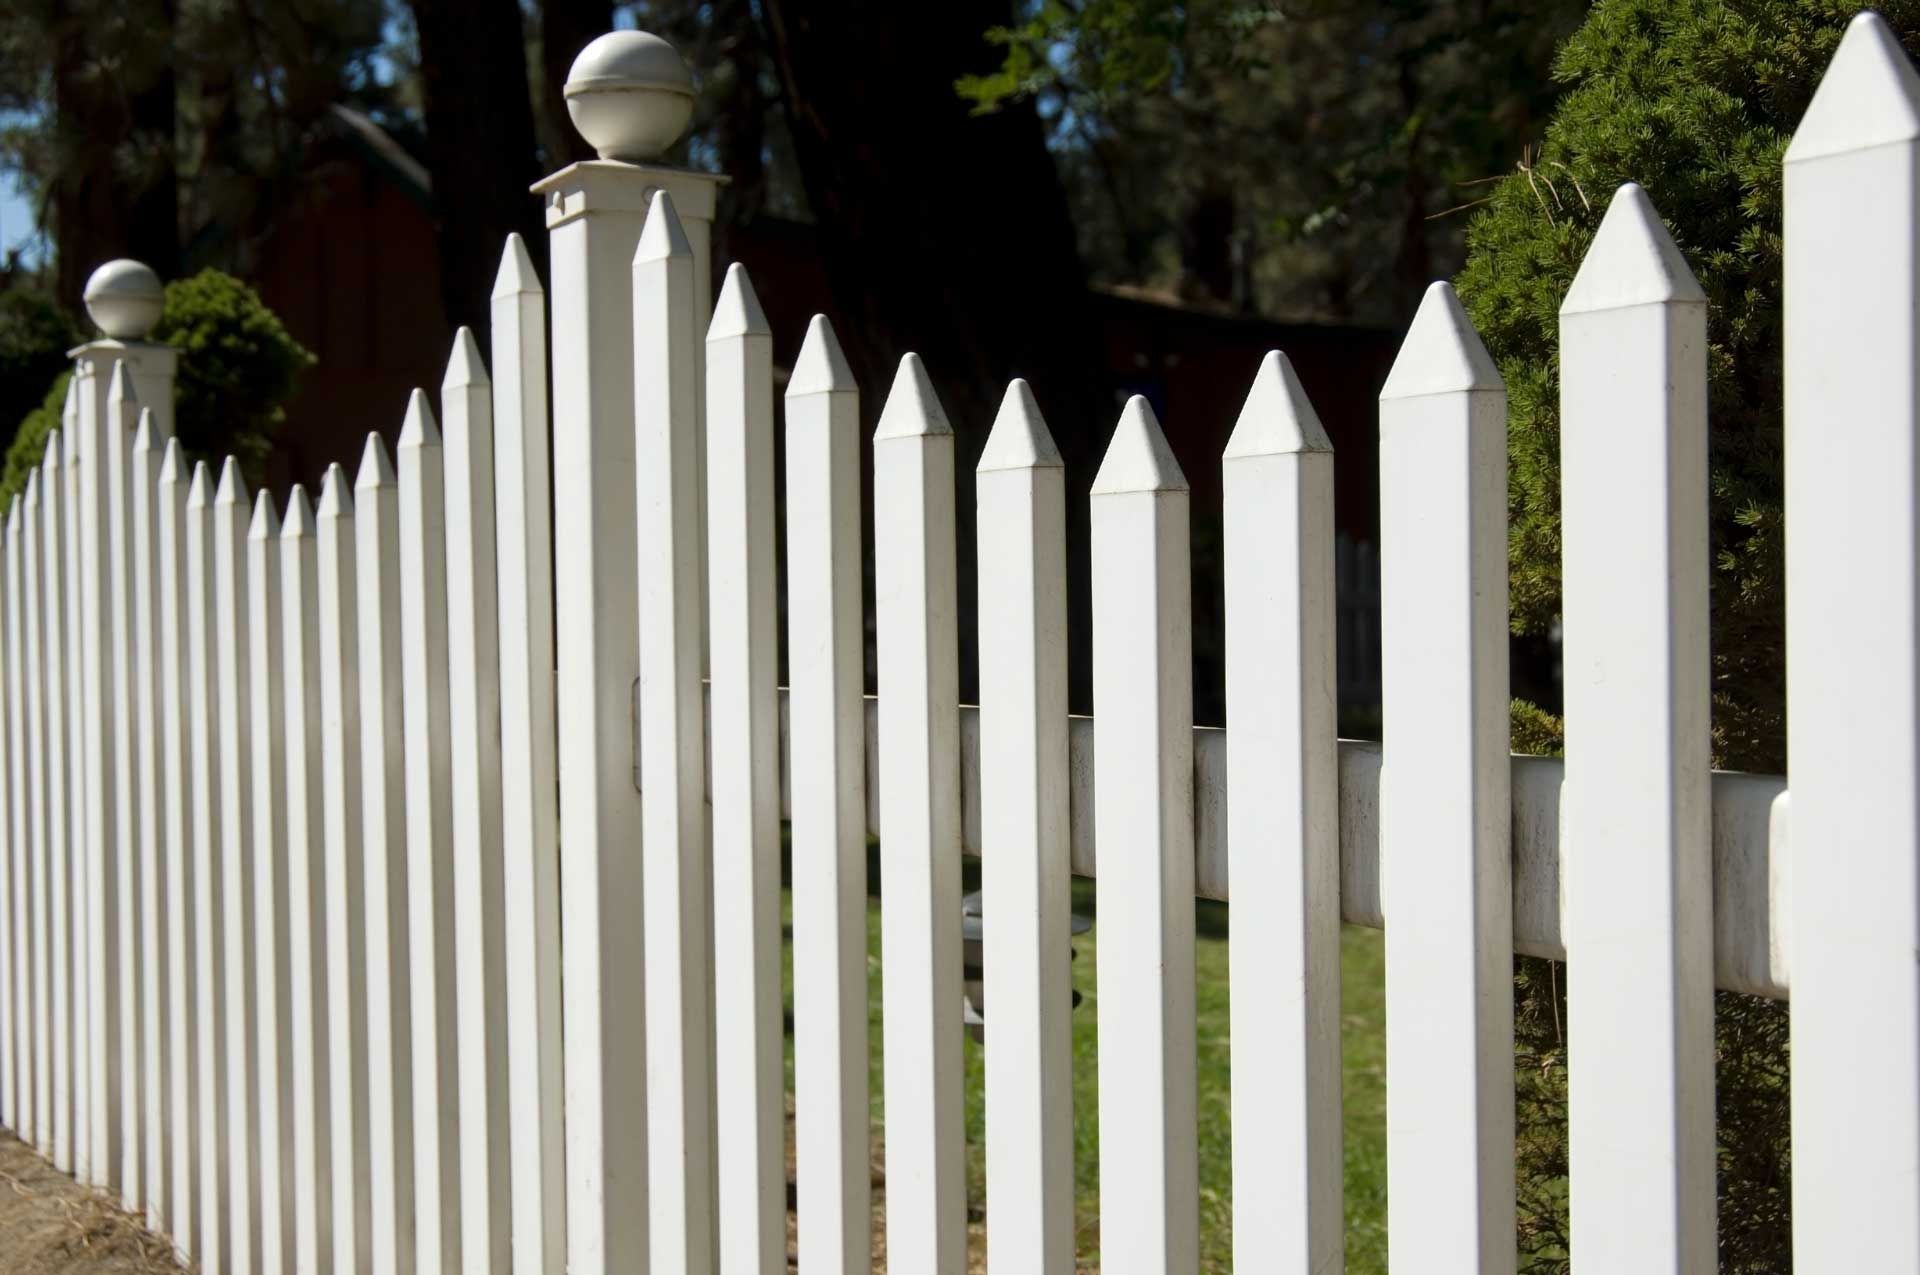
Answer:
top-left (410, 0), bottom-right (545, 346)
top-left (759, 0), bottom-right (1111, 707)
top-left (537, 0), bottom-right (612, 169)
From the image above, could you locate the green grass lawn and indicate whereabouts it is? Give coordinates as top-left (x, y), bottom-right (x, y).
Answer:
top-left (779, 852), bottom-right (1390, 1272)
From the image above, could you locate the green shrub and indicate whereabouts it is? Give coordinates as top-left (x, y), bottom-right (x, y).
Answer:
top-left (0, 287), bottom-right (81, 459)
top-left (0, 269), bottom-right (312, 508)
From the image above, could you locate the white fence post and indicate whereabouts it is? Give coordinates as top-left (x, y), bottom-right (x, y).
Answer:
top-left (633, 188), bottom-right (717, 1275)
top-left (1378, 282), bottom-right (1513, 1274)
top-left (442, 326), bottom-right (514, 1275)
top-left (316, 464), bottom-right (371, 1274)
top-left (248, 488), bottom-right (294, 1275)
top-left (398, 394), bottom-right (463, 1275)
top-left (1222, 352), bottom-right (1341, 1274)
top-left (1560, 183), bottom-right (1715, 1271)
top-left (23, 471), bottom-right (48, 1158)
top-left (977, 379), bottom-right (1073, 1275)
top-left (1091, 397), bottom-right (1197, 1275)
top-left (158, 437), bottom-right (197, 1261)
top-left (41, 428), bottom-right (73, 1177)
top-left (873, 353), bottom-right (967, 1275)
top-left (131, 409), bottom-right (169, 1233)
top-left (1785, 13), bottom-right (1920, 1268)
top-left (279, 486), bottom-right (332, 1275)
top-left (186, 459), bottom-right (230, 1275)
top-left (354, 435), bottom-right (415, 1275)
top-left (783, 314), bottom-right (870, 1275)
top-left (215, 458), bottom-right (259, 1275)
top-left (706, 263), bottom-right (783, 1275)
top-left (490, 233), bottom-right (565, 1275)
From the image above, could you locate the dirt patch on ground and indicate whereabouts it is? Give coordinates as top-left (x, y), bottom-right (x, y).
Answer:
top-left (0, 1132), bottom-right (184, 1275)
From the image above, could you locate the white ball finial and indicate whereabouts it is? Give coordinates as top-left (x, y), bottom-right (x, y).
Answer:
top-left (83, 259), bottom-right (164, 340)
top-left (565, 30), bottom-right (695, 162)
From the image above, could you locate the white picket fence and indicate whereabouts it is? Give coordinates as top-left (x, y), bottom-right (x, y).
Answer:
top-left (0, 12), bottom-right (1915, 1274)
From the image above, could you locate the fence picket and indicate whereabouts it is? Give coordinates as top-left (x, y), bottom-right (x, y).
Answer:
top-left (158, 438), bottom-right (197, 1260)
top-left (1091, 397), bottom-right (1197, 1275)
top-left (186, 460), bottom-right (231, 1275)
top-left (490, 233), bottom-right (564, 1275)
top-left (78, 365), bottom-right (118, 1191)
top-left (705, 263), bottom-right (782, 1275)
top-left (783, 314), bottom-right (870, 1275)
top-left (317, 464), bottom-right (372, 1273)
top-left (106, 367), bottom-right (142, 1209)
top-left (42, 430), bottom-right (73, 1177)
top-left (1784, 13), bottom-right (1920, 1268)
top-left (874, 353), bottom-right (965, 1274)
top-left (977, 380), bottom-right (1072, 1275)
top-left (279, 487), bottom-right (332, 1275)
top-left (131, 409), bottom-right (168, 1232)
top-left (1561, 184), bottom-right (1715, 1271)
top-left (442, 328), bottom-right (514, 1275)
top-left (214, 459), bottom-right (259, 1274)
top-left (1222, 353), bottom-right (1341, 1274)
top-left (398, 393), bottom-right (462, 1275)
top-left (247, 490), bottom-right (293, 1275)
top-left (1378, 282), bottom-right (1513, 1274)
top-left (633, 189), bottom-right (717, 1274)
top-left (64, 399), bottom-right (87, 1186)
top-left (5, 499), bottom-right (24, 1145)
top-left (354, 435), bottom-right (415, 1275)
top-left (24, 471), bottom-right (48, 1158)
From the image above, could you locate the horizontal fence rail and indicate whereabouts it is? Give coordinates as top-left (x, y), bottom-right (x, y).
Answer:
top-left (0, 13), bottom-right (1909, 1275)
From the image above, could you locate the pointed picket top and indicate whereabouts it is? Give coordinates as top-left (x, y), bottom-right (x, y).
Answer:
top-left (281, 485), bottom-right (315, 540)
top-left (7, 494), bottom-right (19, 532)
top-left (249, 489), bottom-right (280, 542)
top-left (1224, 350), bottom-right (1332, 459)
top-left (708, 262), bottom-right (771, 342)
top-left (187, 460), bottom-right (214, 510)
top-left (356, 432), bottom-right (397, 490)
top-left (318, 462), bottom-right (353, 519)
top-left (873, 353), bottom-right (953, 441)
top-left (25, 468), bottom-right (39, 509)
top-left (43, 428), bottom-right (61, 474)
top-left (1092, 395), bottom-right (1187, 495)
top-left (215, 454), bottom-right (248, 508)
top-left (132, 406), bottom-right (159, 457)
top-left (444, 326), bottom-right (490, 391)
top-left (1561, 184), bottom-right (1705, 315)
top-left (491, 232), bottom-right (544, 299)
top-left (60, 376), bottom-right (77, 427)
top-left (108, 357), bottom-right (138, 412)
top-left (399, 387), bottom-right (441, 449)
top-left (977, 379), bottom-right (1062, 473)
top-left (788, 314), bottom-right (855, 397)
top-left (1378, 282), bottom-right (1502, 402)
top-left (634, 187), bottom-right (693, 265)
top-left (1786, 11), bottom-right (1920, 165)
top-left (158, 436), bottom-right (185, 486)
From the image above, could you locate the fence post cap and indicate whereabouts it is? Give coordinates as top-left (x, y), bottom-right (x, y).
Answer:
top-left (708, 263), bottom-right (770, 341)
top-left (82, 258), bottom-right (163, 340)
top-left (978, 379), bottom-right (1062, 472)
top-left (492, 234), bottom-right (543, 299)
top-left (1786, 10), bottom-right (1920, 165)
top-left (1378, 281), bottom-right (1501, 402)
top-left (874, 353), bottom-right (953, 441)
top-left (1562, 184), bottom-right (1704, 315)
top-left (356, 432), bottom-right (396, 489)
top-left (1224, 350), bottom-right (1331, 458)
top-left (789, 315), bottom-right (854, 397)
top-left (1092, 395), bottom-right (1187, 495)
top-left (565, 30), bottom-right (694, 163)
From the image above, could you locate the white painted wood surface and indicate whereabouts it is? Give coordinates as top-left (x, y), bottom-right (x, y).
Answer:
top-left (873, 354), bottom-right (966, 1275)
top-left (23, 472), bottom-right (47, 1159)
top-left (5, 499), bottom-right (25, 1147)
top-left (1378, 282), bottom-right (1514, 1275)
top-left (63, 401), bottom-right (88, 1188)
top-left (316, 464), bottom-right (371, 1274)
top-left (977, 380), bottom-right (1072, 1275)
top-left (441, 327), bottom-right (514, 1275)
top-left (74, 360), bottom-right (113, 1190)
top-left (490, 233), bottom-right (565, 1275)
top-left (105, 365), bottom-right (140, 1207)
top-left (41, 430), bottom-right (73, 1178)
top-left (1222, 353), bottom-right (1341, 1274)
top-left (1785, 13), bottom-right (1920, 1269)
top-left (247, 490), bottom-right (293, 1275)
top-left (186, 460), bottom-right (230, 1275)
top-left (540, 156), bottom-right (651, 1275)
top-left (1091, 397), bottom-right (1197, 1275)
top-left (633, 190), bottom-right (717, 1275)
top-left (157, 438), bottom-right (197, 1261)
top-left (278, 487), bottom-right (332, 1275)
top-left (0, 508), bottom-right (12, 1138)
top-left (783, 314), bottom-right (870, 1275)
top-left (705, 263), bottom-right (783, 1275)
top-left (1561, 183), bottom-right (1716, 1272)
top-left (215, 458), bottom-right (259, 1275)
top-left (130, 411), bottom-right (168, 1233)
top-left (354, 436), bottom-right (416, 1275)
top-left (398, 395), bottom-right (463, 1275)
